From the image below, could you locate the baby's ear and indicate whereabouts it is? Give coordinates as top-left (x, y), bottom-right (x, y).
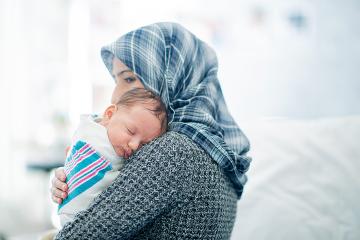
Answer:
top-left (102, 104), bottom-right (117, 121)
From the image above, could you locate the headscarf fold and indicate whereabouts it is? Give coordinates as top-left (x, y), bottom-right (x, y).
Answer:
top-left (101, 22), bottom-right (251, 198)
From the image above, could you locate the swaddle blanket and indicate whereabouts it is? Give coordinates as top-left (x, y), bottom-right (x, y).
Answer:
top-left (58, 115), bottom-right (124, 226)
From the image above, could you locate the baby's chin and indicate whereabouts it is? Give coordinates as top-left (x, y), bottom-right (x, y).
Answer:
top-left (123, 151), bottom-right (131, 159)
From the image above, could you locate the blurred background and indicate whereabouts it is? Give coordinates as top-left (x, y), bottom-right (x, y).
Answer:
top-left (0, 0), bottom-right (359, 239)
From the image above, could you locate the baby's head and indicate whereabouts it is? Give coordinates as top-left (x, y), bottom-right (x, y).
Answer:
top-left (101, 88), bottom-right (167, 158)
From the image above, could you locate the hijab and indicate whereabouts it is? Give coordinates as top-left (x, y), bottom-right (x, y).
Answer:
top-left (101, 22), bottom-right (251, 198)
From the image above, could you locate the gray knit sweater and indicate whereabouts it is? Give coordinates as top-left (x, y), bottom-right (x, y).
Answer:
top-left (55, 131), bottom-right (237, 239)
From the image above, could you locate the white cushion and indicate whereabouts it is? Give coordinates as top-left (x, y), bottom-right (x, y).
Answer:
top-left (232, 116), bottom-right (360, 240)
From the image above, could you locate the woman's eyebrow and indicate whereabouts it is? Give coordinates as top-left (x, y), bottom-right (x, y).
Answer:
top-left (116, 69), bottom-right (133, 77)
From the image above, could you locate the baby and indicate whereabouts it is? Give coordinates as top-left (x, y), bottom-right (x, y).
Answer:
top-left (58, 87), bottom-right (167, 226)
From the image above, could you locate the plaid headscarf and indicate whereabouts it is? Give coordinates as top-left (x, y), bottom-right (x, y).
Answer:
top-left (101, 22), bottom-right (251, 198)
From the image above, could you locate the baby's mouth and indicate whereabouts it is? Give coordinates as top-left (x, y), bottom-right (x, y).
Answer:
top-left (115, 146), bottom-right (126, 158)
top-left (123, 148), bottom-right (132, 159)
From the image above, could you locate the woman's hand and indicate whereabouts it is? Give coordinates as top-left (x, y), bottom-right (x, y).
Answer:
top-left (51, 167), bottom-right (68, 204)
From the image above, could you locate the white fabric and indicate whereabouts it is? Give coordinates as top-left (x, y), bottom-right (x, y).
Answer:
top-left (231, 116), bottom-right (360, 240)
top-left (58, 115), bottom-right (124, 227)
top-left (71, 115), bottom-right (123, 169)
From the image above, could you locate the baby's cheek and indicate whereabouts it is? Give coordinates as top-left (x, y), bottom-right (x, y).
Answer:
top-left (108, 135), bottom-right (124, 157)
top-left (108, 129), bottom-right (120, 144)
top-left (113, 146), bottom-right (123, 157)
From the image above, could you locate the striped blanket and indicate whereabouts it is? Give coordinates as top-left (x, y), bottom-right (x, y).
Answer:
top-left (59, 140), bottom-right (113, 209)
top-left (57, 115), bottom-right (123, 226)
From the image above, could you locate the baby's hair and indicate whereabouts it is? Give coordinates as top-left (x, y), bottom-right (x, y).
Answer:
top-left (115, 88), bottom-right (168, 133)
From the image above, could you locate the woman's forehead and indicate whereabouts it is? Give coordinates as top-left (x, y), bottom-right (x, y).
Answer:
top-left (112, 57), bottom-right (130, 72)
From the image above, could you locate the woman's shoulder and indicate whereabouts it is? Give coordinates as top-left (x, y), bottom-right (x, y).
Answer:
top-left (156, 131), bottom-right (200, 150)
top-left (131, 131), bottom-right (222, 181)
top-left (159, 130), bottom-right (192, 143)
top-left (129, 130), bottom-right (236, 200)
top-left (144, 131), bottom-right (210, 161)
top-left (129, 131), bottom-right (211, 172)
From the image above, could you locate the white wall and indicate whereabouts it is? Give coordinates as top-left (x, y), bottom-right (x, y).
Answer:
top-left (0, 0), bottom-right (359, 237)
top-left (0, 0), bottom-right (69, 236)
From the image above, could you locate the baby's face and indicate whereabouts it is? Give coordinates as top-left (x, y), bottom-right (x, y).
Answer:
top-left (106, 104), bottom-right (162, 159)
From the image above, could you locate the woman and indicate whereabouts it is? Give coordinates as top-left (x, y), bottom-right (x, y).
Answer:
top-left (51, 22), bottom-right (251, 239)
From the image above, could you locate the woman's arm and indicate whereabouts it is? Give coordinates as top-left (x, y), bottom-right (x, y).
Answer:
top-left (55, 132), bottom-right (193, 239)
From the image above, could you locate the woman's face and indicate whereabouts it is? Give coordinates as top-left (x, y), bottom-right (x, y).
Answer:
top-left (111, 57), bottom-right (145, 103)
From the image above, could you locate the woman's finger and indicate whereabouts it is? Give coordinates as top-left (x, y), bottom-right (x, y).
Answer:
top-left (65, 146), bottom-right (70, 155)
top-left (52, 195), bottom-right (63, 204)
top-left (51, 187), bottom-right (67, 199)
top-left (55, 167), bottom-right (67, 182)
top-left (52, 176), bottom-right (68, 192)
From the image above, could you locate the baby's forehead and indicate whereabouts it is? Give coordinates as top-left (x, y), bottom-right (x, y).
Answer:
top-left (124, 104), bottom-right (163, 133)
top-left (118, 100), bottom-right (156, 110)
top-left (118, 102), bottom-right (160, 118)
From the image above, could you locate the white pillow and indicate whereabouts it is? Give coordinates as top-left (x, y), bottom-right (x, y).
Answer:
top-left (232, 116), bottom-right (360, 240)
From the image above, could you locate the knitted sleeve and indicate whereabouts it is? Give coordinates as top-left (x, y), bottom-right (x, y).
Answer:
top-left (54, 131), bottom-right (194, 239)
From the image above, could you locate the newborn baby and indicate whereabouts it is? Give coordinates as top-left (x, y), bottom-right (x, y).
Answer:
top-left (58, 88), bottom-right (167, 226)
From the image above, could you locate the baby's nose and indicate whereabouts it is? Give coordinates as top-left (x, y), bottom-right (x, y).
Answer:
top-left (129, 140), bottom-right (140, 151)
